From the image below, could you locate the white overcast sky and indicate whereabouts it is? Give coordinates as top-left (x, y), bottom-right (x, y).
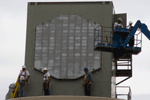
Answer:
top-left (0, 0), bottom-right (150, 100)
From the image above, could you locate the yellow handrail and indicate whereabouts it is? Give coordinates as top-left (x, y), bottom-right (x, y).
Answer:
top-left (10, 79), bottom-right (19, 99)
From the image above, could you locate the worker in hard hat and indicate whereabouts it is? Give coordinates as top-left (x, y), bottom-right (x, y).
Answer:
top-left (43, 67), bottom-right (51, 95)
top-left (127, 21), bottom-right (133, 30)
top-left (114, 17), bottom-right (124, 29)
top-left (127, 21), bottom-right (134, 47)
top-left (114, 17), bottom-right (125, 43)
top-left (82, 67), bottom-right (92, 96)
top-left (18, 65), bottom-right (30, 97)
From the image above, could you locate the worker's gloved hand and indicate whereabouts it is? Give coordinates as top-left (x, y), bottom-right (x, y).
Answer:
top-left (89, 82), bottom-right (92, 84)
top-left (82, 83), bottom-right (85, 86)
top-left (24, 79), bottom-right (28, 83)
top-left (46, 81), bottom-right (49, 84)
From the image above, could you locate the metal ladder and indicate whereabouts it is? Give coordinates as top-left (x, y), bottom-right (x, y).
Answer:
top-left (115, 54), bottom-right (132, 100)
top-left (116, 54), bottom-right (132, 79)
top-left (10, 79), bottom-right (19, 98)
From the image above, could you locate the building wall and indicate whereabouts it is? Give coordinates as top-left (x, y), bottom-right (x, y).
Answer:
top-left (25, 2), bottom-right (113, 97)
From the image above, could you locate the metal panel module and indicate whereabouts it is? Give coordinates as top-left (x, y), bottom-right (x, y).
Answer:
top-left (34, 15), bottom-right (101, 79)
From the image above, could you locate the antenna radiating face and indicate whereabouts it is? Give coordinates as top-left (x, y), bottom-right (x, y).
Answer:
top-left (34, 15), bottom-right (102, 79)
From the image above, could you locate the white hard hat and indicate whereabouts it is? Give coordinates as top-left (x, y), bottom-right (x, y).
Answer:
top-left (43, 67), bottom-right (48, 71)
top-left (118, 17), bottom-right (122, 22)
top-left (129, 21), bottom-right (133, 24)
top-left (22, 65), bottom-right (26, 68)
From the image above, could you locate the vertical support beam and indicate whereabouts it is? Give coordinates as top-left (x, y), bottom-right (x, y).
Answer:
top-left (131, 55), bottom-right (132, 77)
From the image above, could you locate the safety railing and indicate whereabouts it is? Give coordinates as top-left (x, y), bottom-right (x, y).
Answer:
top-left (134, 31), bottom-right (142, 48)
top-left (116, 86), bottom-right (132, 100)
top-left (94, 26), bottom-right (113, 47)
top-left (117, 58), bottom-right (132, 70)
top-left (94, 26), bottom-right (142, 49)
